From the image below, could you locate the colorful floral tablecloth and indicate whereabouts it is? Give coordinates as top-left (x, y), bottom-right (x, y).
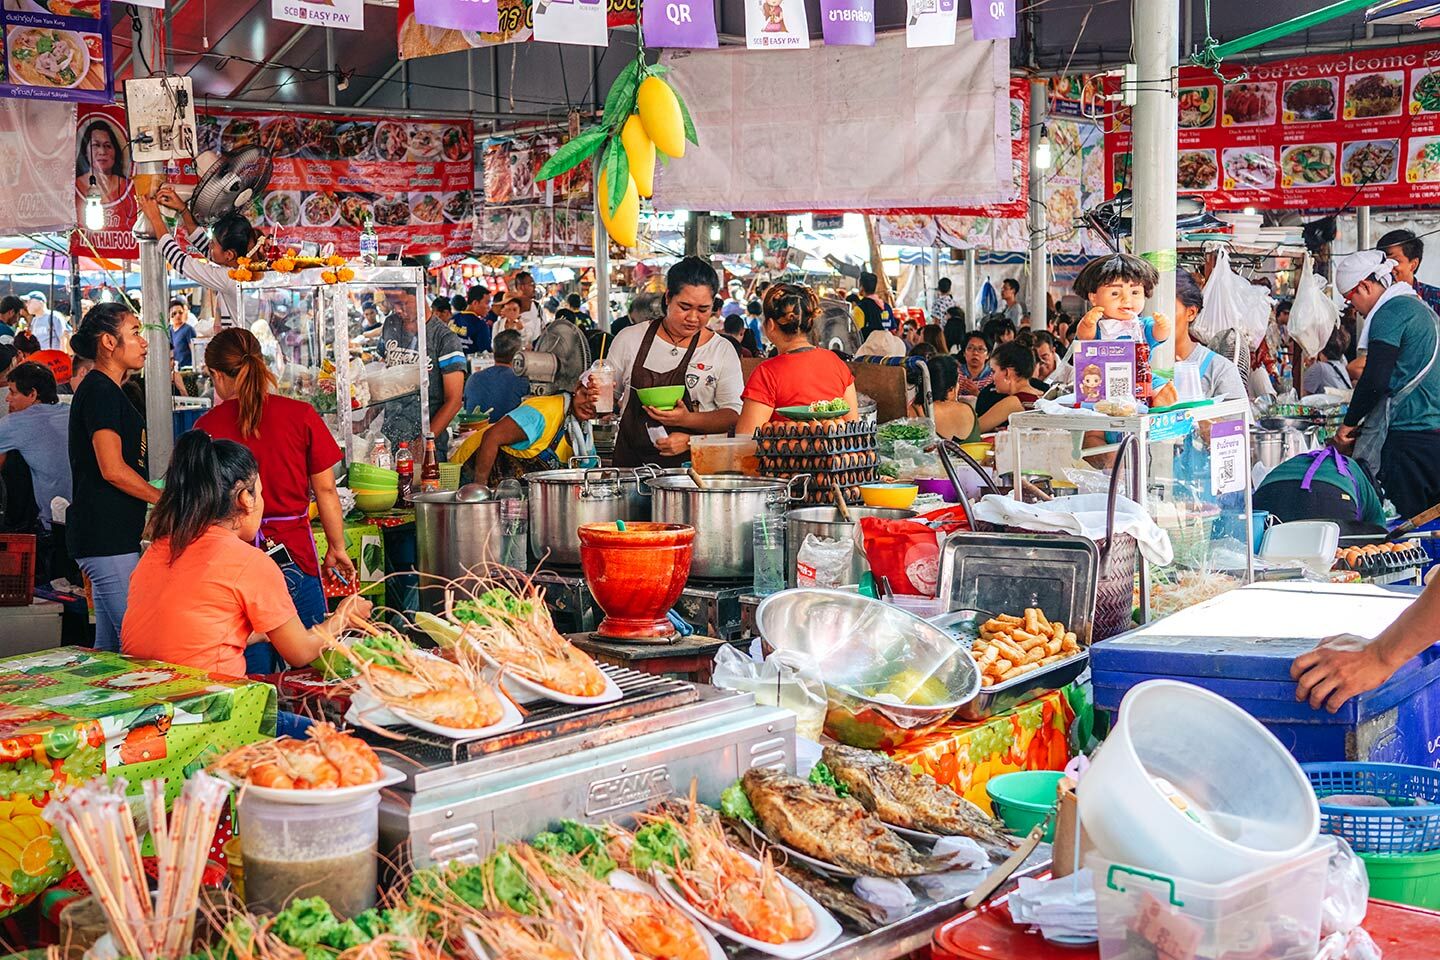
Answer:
top-left (888, 688), bottom-right (1076, 814)
top-left (0, 649), bottom-right (274, 917)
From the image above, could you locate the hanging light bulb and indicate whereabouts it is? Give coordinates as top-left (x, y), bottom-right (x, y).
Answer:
top-left (1034, 126), bottom-right (1053, 171)
top-left (708, 220), bottom-right (722, 244)
top-left (83, 175), bottom-right (105, 232)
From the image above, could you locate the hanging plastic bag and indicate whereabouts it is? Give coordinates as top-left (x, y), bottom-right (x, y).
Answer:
top-left (1192, 248), bottom-right (1274, 352)
top-left (1289, 254), bottom-right (1341, 360)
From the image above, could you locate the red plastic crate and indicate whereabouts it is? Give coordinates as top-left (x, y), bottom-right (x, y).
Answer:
top-left (0, 534), bottom-right (36, 606)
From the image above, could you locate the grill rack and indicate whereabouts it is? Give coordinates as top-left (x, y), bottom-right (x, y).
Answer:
top-left (359, 664), bottom-right (699, 769)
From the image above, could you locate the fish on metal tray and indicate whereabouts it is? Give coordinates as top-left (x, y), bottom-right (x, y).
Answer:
top-left (740, 767), bottom-right (947, 878)
top-left (821, 743), bottom-right (1018, 851)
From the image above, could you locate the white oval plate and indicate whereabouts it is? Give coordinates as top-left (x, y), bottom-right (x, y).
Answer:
top-left (608, 870), bottom-right (726, 960)
top-left (434, 616), bottom-right (623, 706)
top-left (347, 686), bottom-right (524, 741)
top-left (463, 926), bottom-right (633, 960)
top-left (228, 764), bottom-right (407, 805)
top-left (652, 853), bottom-right (842, 959)
top-left (736, 818), bottom-right (863, 879)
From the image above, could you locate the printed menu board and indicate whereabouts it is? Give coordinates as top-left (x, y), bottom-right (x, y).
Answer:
top-left (1104, 44), bottom-right (1440, 211)
top-left (0, 0), bottom-right (112, 103)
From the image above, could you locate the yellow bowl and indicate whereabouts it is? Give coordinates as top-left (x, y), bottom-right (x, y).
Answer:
top-left (959, 441), bottom-right (992, 463)
top-left (858, 483), bottom-right (919, 509)
top-left (354, 488), bottom-right (398, 514)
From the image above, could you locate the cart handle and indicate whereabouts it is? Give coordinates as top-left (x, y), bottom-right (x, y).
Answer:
top-left (1100, 434), bottom-right (1138, 578)
top-left (1106, 864), bottom-right (1185, 907)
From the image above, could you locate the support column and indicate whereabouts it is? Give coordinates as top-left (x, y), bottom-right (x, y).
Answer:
top-left (135, 9), bottom-right (173, 480)
top-left (1131, 0), bottom-right (1180, 360)
top-left (1027, 79), bottom-right (1048, 331)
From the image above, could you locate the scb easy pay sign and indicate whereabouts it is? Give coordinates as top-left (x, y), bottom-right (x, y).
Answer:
top-left (272, 0), bottom-right (365, 30)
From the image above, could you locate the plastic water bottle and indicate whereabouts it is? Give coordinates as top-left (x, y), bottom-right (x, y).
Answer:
top-left (359, 215), bottom-right (379, 267)
top-left (496, 479), bottom-right (527, 570)
top-left (370, 436), bottom-right (392, 471)
top-left (752, 514), bottom-right (786, 596)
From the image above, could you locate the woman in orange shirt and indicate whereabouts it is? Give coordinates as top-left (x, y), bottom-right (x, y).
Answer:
top-left (121, 431), bottom-right (368, 677)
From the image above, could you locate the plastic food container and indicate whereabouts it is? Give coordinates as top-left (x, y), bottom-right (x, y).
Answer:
top-left (238, 792), bottom-right (379, 918)
top-left (1260, 520), bottom-right (1340, 575)
top-left (690, 436), bottom-right (759, 476)
top-left (1090, 839), bottom-right (1332, 960)
top-left (1079, 680), bottom-right (1319, 884)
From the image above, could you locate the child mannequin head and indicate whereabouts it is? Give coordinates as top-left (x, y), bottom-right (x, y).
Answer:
top-left (1073, 253), bottom-right (1159, 321)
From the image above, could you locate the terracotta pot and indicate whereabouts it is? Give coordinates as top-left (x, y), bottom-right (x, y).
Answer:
top-left (578, 522), bottom-right (695, 640)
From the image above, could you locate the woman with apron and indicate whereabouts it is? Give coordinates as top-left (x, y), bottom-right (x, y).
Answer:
top-left (607, 257), bottom-right (745, 468)
top-left (195, 328), bottom-right (356, 673)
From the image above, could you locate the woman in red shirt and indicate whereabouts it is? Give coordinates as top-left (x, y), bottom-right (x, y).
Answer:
top-left (121, 432), bottom-right (368, 677)
top-left (735, 283), bottom-right (859, 435)
top-left (195, 329), bottom-right (355, 672)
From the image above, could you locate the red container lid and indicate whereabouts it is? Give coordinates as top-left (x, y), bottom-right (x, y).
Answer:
top-left (932, 891), bottom-right (1097, 960)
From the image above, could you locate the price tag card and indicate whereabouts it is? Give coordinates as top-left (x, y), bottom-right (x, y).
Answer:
top-left (1210, 419), bottom-right (1246, 496)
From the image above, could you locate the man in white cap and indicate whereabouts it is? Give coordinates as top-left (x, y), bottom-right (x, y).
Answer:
top-left (22, 292), bottom-right (67, 351)
top-left (1332, 248), bottom-right (1440, 519)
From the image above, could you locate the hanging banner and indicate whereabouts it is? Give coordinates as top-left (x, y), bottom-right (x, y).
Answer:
top-left (270, 0), bottom-right (365, 30)
top-left (1104, 43), bottom-right (1440, 211)
top-left (71, 103), bottom-right (136, 258)
top-left (905, 0), bottom-right (955, 49)
top-left (414, 0), bottom-right (498, 33)
top-left (946, 77), bottom-right (1027, 219)
top-left (0, 99), bottom-right (75, 234)
top-left (0, 0), bottom-right (112, 103)
top-left (819, 0), bottom-right (874, 47)
top-left (397, 0), bottom-right (636, 59)
top-left (642, 0), bottom-right (717, 48)
top-left (970, 0), bottom-right (1015, 41)
top-left (533, 0), bottom-right (607, 45)
top-left (744, 0), bottom-right (808, 49)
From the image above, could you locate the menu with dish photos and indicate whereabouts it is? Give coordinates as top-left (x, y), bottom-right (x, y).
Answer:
top-left (1104, 43), bottom-right (1440, 211)
top-left (0, 0), bottom-right (112, 103)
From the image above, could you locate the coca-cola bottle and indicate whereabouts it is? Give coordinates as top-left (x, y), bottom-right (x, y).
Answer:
top-left (395, 441), bottom-right (414, 504)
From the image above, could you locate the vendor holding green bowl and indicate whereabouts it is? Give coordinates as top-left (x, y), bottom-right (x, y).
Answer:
top-left (605, 257), bottom-right (743, 468)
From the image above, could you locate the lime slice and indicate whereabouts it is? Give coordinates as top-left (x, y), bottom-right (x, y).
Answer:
top-left (413, 610), bottom-right (462, 648)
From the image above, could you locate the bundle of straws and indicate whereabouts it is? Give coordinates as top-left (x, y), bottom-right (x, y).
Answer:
top-left (43, 772), bottom-right (230, 960)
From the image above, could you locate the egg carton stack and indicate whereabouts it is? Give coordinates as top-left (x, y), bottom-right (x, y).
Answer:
top-left (1333, 542), bottom-right (1429, 579)
top-left (755, 419), bottom-right (879, 506)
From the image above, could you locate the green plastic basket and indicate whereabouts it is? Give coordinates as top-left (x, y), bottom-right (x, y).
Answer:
top-left (1359, 849), bottom-right (1440, 909)
top-left (986, 770), bottom-right (1064, 842)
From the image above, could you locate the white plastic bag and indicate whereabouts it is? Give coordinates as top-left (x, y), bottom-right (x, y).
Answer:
top-left (1312, 836), bottom-right (1382, 960)
top-left (796, 534), bottom-right (854, 588)
top-left (1290, 254), bottom-right (1341, 360)
top-left (710, 645), bottom-right (827, 740)
top-left (1192, 248), bottom-right (1274, 352)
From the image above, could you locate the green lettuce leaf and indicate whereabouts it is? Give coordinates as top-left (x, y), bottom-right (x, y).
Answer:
top-left (719, 781), bottom-right (757, 824)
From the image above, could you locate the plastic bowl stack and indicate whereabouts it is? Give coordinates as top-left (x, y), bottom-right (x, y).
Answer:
top-left (347, 464), bottom-right (399, 515)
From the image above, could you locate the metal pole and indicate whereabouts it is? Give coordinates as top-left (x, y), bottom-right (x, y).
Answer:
top-left (964, 248), bottom-right (977, 331)
top-left (1357, 22), bottom-right (1374, 253)
top-left (1027, 78), bottom-right (1048, 332)
top-left (326, 29), bottom-right (337, 106)
top-left (1131, 0), bottom-right (1179, 344)
top-left (594, 165), bottom-right (611, 333)
top-left (135, 9), bottom-right (173, 480)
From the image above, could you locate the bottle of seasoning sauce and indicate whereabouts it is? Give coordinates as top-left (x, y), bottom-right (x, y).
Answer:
top-left (420, 436), bottom-right (441, 493)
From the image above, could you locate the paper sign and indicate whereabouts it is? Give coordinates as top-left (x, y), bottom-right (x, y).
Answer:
top-left (970, 0), bottom-right (1015, 41)
top-left (642, 0), bottom-right (718, 47)
top-left (271, 0), bottom-right (365, 29)
top-left (744, 0), bottom-right (809, 49)
top-left (1075, 340), bottom-right (1136, 405)
top-left (1210, 419), bottom-right (1247, 496)
top-left (905, 0), bottom-right (955, 48)
top-left (414, 0), bottom-right (499, 32)
top-left (533, 0), bottom-right (607, 45)
top-left (820, 0), bottom-right (874, 46)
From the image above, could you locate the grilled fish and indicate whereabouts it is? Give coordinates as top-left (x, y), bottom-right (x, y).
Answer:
top-left (821, 743), bottom-right (1017, 850)
top-left (740, 768), bottom-right (946, 878)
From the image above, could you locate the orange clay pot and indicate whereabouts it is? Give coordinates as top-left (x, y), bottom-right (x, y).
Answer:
top-left (578, 522), bottom-right (695, 640)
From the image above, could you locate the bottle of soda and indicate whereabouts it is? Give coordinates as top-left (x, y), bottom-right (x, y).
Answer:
top-left (395, 441), bottom-right (414, 504)
top-left (420, 436), bottom-right (441, 493)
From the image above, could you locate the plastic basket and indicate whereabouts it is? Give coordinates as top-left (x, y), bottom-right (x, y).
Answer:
top-left (1303, 762), bottom-right (1440, 854)
top-left (0, 534), bottom-right (36, 606)
top-left (1358, 848), bottom-right (1440, 909)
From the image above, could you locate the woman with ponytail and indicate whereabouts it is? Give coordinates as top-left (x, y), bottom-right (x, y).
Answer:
top-left (196, 329), bottom-right (354, 671)
top-left (121, 432), bottom-right (370, 676)
top-left (67, 302), bottom-right (161, 651)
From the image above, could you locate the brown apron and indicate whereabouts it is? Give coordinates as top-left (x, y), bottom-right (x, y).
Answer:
top-left (613, 320), bottom-right (701, 469)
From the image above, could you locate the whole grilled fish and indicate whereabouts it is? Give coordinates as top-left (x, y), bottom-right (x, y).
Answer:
top-left (740, 767), bottom-right (946, 878)
top-left (821, 743), bottom-right (1017, 850)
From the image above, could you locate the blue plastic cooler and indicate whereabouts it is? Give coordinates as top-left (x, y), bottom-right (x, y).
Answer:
top-left (1091, 584), bottom-right (1440, 766)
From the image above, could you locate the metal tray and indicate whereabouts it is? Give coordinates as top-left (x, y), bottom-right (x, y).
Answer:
top-left (928, 608), bottom-right (1090, 720)
top-left (935, 533), bottom-right (1099, 645)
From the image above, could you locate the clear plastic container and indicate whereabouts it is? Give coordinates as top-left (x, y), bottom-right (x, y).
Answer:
top-left (753, 514), bottom-right (786, 596)
top-left (691, 436), bottom-right (760, 476)
top-left (237, 792), bottom-right (379, 918)
top-left (1090, 838), bottom-right (1332, 960)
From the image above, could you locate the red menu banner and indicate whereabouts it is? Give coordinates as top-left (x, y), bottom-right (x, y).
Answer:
top-left (1104, 44), bottom-right (1440, 211)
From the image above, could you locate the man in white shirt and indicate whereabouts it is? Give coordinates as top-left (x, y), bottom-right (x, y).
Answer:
top-left (511, 270), bottom-right (545, 347)
top-left (140, 187), bottom-right (252, 330)
top-left (22, 292), bottom-right (67, 350)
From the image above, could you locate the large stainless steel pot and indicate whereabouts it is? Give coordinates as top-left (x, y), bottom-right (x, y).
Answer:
top-left (524, 466), bottom-right (656, 567)
top-left (647, 474), bottom-right (808, 581)
top-left (786, 505), bottom-right (917, 587)
top-left (413, 491), bottom-right (503, 614)
top-left (1253, 429), bottom-right (1285, 469)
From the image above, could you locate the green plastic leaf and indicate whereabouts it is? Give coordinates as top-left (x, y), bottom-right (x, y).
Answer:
top-left (604, 137), bottom-right (630, 218)
top-left (536, 127), bottom-right (608, 182)
top-left (603, 59), bottom-right (644, 128)
top-left (676, 89), bottom-right (698, 146)
top-left (656, 149), bottom-right (670, 168)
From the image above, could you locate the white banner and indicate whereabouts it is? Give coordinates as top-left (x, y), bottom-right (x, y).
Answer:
top-left (655, 33), bottom-right (1009, 212)
top-left (906, 0), bottom-right (956, 48)
top-left (533, 0), bottom-right (608, 46)
top-left (744, 0), bottom-right (810, 49)
top-left (0, 100), bottom-right (77, 234)
top-left (271, 0), bottom-right (365, 30)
